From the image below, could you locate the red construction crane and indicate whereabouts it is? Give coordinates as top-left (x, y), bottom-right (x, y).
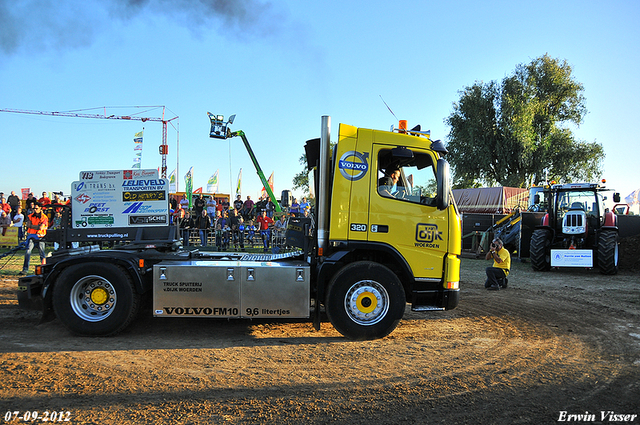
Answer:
top-left (0, 106), bottom-right (178, 179)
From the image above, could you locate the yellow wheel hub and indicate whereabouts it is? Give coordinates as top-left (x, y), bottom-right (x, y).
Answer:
top-left (90, 287), bottom-right (109, 305)
top-left (356, 292), bottom-right (378, 313)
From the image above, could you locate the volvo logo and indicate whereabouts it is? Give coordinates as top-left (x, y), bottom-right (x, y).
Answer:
top-left (338, 150), bottom-right (369, 181)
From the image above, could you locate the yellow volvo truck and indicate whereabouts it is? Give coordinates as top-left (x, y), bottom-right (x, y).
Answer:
top-left (18, 116), bottom-right (460, 340)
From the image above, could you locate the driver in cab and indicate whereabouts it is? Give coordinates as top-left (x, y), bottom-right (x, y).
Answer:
top-left (378, 168), bottom-right (401, 198)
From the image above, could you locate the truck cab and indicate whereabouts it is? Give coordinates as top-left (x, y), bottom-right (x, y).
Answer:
top-left (327, 123), bottom-right (460, 297)
top-left (309, 121), bottom-right (460, 338)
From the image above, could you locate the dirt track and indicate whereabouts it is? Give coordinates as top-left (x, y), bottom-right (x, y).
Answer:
top-left (0, 258), bottom-right (639, 424)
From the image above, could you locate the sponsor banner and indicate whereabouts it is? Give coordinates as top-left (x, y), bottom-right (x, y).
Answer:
top-left (78, 228), bottom-right (132, 240)
top-left (122, 190), bottom-right (166, 202)
top-left (72, 169), bottom-right (168, 229)
top-left (74, 181), bottom-right (118, 192)
top-left (185, 167), bottom-right (193, 209)
top-left (129, 215), bottom-right (168, 225)
top-left (169, 169), bottom-right (177, 193)
top-left (122, 202), bottom-right (167, 214)
top-left (207, 170), bottom-right (219, 193)
top-left (550, 249), bottom-right (593, 267)
top-left (236, 168), bottom-right (242, 197)
top-left (79, 169), bottom-right (159, 181)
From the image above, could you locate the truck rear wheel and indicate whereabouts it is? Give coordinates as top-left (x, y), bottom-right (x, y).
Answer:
top-left (326, 261), bottom-right (405, 340)
top-left (52, 263), bottom-right (140, 336)
top-left (530, 229), bottom-right (551, 271)
top-left (597, 230), bottom-right (619, 275)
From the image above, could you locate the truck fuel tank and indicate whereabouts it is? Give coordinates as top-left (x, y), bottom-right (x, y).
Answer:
top-left (153, 260), bottom-right (310, 319)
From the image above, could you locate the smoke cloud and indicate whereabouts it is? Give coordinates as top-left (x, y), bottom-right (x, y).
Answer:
top-left (0, 0), bottom-right (283, 55)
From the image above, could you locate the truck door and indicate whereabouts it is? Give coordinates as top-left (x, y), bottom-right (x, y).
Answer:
top-left (368, 144), bottom-right (450, 280)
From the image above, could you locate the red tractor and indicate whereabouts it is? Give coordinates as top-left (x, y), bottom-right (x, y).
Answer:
top-left (529, 182), bottom-right (620, 275)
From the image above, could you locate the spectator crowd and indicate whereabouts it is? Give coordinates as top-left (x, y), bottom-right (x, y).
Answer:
top-left (169, 194), bottom-right (312, 253)
top-left (1, 191), bottom-right (70, 240)
top-left (1, 190), bottom-right (71, 274)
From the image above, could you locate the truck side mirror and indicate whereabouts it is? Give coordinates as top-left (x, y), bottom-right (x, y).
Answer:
top-left (614, 193), bottom-right (621, 203)
top-left (534, 194), bottom-right (540, 204)
top-left (436, 158), bottom-right (450, 210)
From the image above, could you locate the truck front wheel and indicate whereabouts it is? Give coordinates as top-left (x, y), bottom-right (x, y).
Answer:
top-left (52, 263), bottom-right (140, 336)
top-left (326, 261), bottom-right (405, 340)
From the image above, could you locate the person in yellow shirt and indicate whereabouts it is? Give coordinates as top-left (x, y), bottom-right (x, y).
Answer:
top-left (485, 238), bottom-right (510, 290)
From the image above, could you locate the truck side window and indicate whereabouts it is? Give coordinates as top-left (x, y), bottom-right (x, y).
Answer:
top-left (378, 150), bottom-right (437, 206)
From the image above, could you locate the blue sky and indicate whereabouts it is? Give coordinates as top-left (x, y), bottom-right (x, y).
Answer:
top-left (1, 0), bottom-right (638, 202)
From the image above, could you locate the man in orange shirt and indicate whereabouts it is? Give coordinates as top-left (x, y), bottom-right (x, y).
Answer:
top-left (19, 203), bottom-right (49, 275)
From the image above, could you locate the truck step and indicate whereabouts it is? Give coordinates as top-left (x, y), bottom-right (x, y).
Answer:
top-left (411, 305), bottom-right (445, 312)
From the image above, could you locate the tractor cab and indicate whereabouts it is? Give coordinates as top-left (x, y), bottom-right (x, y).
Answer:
top-left (554, 188), bottom-right (604, 238)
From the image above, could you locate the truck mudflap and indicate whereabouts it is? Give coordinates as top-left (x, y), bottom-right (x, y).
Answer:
top-left (17, 275), bottom-right (57, 323)
top-left (17, 275), bottom-right (44, 311)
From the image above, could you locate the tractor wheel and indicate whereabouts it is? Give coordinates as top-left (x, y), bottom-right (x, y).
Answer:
top-left (52, 263), bottom-right (140, 336)
top-left (530, 229), bottom-right (551, 271)
top-left (326, 261), bottom-right (405, 340)
top-left (597, 230), bottom-right (619, 275)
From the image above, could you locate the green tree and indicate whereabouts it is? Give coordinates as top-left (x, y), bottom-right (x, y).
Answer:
top-left (292, 153), bottom-right (311, 196)
top-left (292, 142), bottom-right (336, 199)
top-left (446, 54), bottom-right (604, 188)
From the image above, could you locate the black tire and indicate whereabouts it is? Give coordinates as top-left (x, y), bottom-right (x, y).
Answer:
top-left (530, 229), bottom-right (551, 271)
top-left (52, 263), bottom-right (140, 336)
top-left (325, 261), bottom-right (405, 340)
top-left (597, 230), bottom-right (619, 275)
